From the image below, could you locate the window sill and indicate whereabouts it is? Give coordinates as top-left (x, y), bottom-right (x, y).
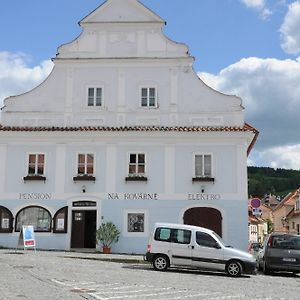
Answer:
top-left (125, 176), bottom-right (148, 182)
top-left (192, 177), bottom-right (215, 182)
top-left (73, 175), bottom-right (96, 182)
top-left (23, 175), bottom-right (46, 182)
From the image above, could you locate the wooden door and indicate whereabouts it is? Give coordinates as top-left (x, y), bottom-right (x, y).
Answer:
top-left (183, 207), bottom-right (222, 237)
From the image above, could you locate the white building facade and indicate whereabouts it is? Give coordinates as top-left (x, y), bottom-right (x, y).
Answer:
top-left (0, 0), bottom-right (258, 253)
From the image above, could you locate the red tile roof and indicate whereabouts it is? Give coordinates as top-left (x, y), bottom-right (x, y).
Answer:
top-left (0, 123), bottom-right (258, 154)
top-left (0, 123), bottom-right (258, 133)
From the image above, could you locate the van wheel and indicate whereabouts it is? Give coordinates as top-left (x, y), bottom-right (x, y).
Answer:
top-left (226, 260), bottom-right (242, 277)
top-left (153, 255), bottom-right (169, 271)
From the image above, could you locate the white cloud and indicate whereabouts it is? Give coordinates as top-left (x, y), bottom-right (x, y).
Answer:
top-left (240, 0), bottom-right (272, 19)
top-left (0, 51), bottom-right (53, 105)
top-left (199, 56), bottom-right (300, 169)
top-left (249, 145), bottom-right (300, 169)
top-left (241, 0), bottom-right (266, 9)
top-left (280, 1), bottom-right (300, 55)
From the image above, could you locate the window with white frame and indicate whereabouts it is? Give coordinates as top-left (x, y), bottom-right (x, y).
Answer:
top-left (28, 154), bottom-right (45, 176)
top-left (194, 154), bottom-right (212, 178)
top-left (77, 153), bottom-right (94, 175)
top-left (88, 87), bottom-right (102, 107)
top-left (128, 153), bottom-right (145, 176)
top-left (141, 87), bottom-right (157, 107)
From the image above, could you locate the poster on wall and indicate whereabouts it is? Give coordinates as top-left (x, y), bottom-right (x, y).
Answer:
top-left (18, 225), bottom-right (36, 250)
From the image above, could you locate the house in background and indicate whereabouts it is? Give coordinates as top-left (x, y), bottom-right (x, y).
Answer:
top-left (273, 188), bottom-right (300, 234)
top-left (0, 0), bottom-right (258, 253)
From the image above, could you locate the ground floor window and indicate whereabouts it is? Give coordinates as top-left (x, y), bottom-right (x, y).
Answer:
top-left (0, 206), bottom-right (13, 233)
top-left (15, 206), bottom-right (51, 232)
top-left (53, 207), bottom-right (68, 233)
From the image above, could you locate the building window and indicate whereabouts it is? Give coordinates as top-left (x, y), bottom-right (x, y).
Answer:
top-left (28, 154), bottom-right (45, 176)
top-left (88, 87), bottom-right (102, 107)
top-left (141, 87), bottom-right (157, 107)
top-left (128, 153), bottom-right (145, 176)
top-left (15, 206), bottom-right (51, 232)
top-left (77, 154), bottom-right (94, 175)
top-left (125, 153), bottom-right (147, 181)
top-left (193, 154), bottom-right (214, 182)
top-left (53, 207), bottom-right (68, 233)
top-left (0, 206), bottom-right (13, 233)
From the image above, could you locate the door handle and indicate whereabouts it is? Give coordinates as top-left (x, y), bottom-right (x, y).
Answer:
top-left (189, 245), bottom-right (194, 249)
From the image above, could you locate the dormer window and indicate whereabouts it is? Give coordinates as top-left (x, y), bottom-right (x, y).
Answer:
top-left (88, 87), bottom-right (102, 107)
top-left (141, 87), bottom-right (157, 108)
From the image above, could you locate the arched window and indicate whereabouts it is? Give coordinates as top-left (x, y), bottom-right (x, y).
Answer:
top-left (53, 207), bottom-right (68, 233)
top-left (15, 206), bottom-right (51, 232)
top-left (0, 206), bottom-right (13, 233)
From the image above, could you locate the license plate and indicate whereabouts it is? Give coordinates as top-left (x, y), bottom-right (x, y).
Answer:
top-left (283, 258), bottom-right (296, 262)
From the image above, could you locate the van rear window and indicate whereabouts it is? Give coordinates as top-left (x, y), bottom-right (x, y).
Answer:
top-left (154, 228), bottom-right (191, 244)
top-left (271, 235), bottom-right (300, 250)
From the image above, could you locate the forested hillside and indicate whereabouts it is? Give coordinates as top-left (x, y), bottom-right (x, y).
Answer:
top-left (248, 166), bottom-right (300, 198)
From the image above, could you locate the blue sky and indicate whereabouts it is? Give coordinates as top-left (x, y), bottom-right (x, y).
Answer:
top-left (1, 0), bottom-right (300, 169)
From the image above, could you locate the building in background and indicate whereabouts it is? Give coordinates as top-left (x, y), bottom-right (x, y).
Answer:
top-left (273, 188), bottom-right (300, 234)
top-left (0, 0), bottom-right (257, 253)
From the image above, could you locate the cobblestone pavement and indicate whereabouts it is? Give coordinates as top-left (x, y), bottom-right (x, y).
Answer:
top-left (0, 249), bottom-right (299, 299)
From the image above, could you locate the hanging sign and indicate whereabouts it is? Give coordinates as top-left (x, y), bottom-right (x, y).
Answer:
top-left (18, 225), bottom-right (36, 249)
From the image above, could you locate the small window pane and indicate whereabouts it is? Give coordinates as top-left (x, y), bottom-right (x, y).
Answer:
top-left (88, 88), bottom-right (94, 106)
top-left (138, 154), bottom-right (145, 164)
top-left (87, 154), bottom-right (94, 164)
top-left (195, 155), bottom-right (203, 177)
top-left (204, 155), bottom-right (212, 177)
top-left (78, 154), bottom-right (85, 164)
top-left (86, 165), bottom-right (93, 175)
top-left (28, 166), bottom-right (35, 175)
top-left (138, 165), bottom-right (145, 174)
top-left (38, 154), bottom-right (44, 164)
top-left (96, 88), bottom-right (102, 106)
top-left (130, 154), bottom-right (136, 164)
top-left (129, 165), bottom-right (136, 174)
top-left (29, 155), bottom-right (36, 164)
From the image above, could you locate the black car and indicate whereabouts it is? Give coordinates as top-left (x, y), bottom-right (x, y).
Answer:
top-left (257, 232), bottom-right (300, 275)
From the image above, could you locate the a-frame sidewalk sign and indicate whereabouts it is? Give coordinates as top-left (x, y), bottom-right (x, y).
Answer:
top-left (17, 225), bottom-right (36, 251)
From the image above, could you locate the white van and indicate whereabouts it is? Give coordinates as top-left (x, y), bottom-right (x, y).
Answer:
top-left (145, 223), bottom-right (257, 277)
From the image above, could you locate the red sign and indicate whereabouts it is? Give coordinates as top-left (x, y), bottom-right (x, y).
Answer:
top-left (251, 198), bottom-right (261, 208)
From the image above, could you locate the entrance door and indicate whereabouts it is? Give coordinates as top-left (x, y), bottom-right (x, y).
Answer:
top-left (71, 210), bottom-right (96, 248)
top-left (183, 207), bottom-right (222, 237)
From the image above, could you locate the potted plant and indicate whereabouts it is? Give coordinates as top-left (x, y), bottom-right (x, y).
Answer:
top-left (96, 222), bottom-right (120, 254)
